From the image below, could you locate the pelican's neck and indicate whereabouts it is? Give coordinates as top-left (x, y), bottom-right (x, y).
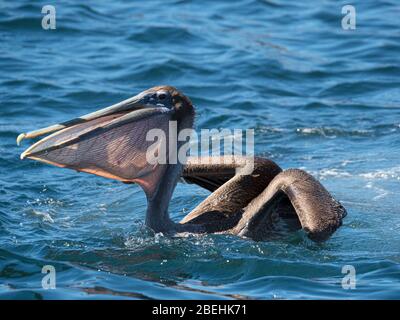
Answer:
top-left (144, 105), bottom-right (195, 234)
top-left (145, 163), bottom-right (182, 233)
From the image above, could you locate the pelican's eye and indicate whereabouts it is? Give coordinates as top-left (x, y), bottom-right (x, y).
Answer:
top-left (157, 92), bottom-right (167, 100)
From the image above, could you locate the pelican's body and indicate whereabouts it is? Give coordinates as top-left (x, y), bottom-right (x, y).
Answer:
top-left (18, 86), bottom-right (346, 242)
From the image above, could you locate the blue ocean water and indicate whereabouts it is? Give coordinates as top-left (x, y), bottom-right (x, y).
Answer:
top-left (1, 0), bottom-right (399, 299)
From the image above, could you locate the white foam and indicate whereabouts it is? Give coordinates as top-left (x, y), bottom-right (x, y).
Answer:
top-left (360, 167), bottom-right (400, 180)
top-left (366, 182), bottom-right (391, 200)
top-left (32, 210), bottom-right (54, 223)
top-left (307, 166), bottom-right (400, 181)
top-left (315, 168), bottom-right (352, 179)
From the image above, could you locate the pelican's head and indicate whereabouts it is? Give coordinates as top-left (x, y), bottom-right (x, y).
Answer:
top-left (17, 86), bottom-right (195, 196)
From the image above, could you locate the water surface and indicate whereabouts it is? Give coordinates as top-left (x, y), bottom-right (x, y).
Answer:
top-left (0, 0), bottom-right (399, 299)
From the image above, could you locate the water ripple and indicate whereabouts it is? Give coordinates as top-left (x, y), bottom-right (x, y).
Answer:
top-left (1, 0), bottom-right (399, 299)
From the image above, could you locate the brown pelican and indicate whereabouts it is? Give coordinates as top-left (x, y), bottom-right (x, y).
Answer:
top-left (17, 86), bottom-right (346, 242)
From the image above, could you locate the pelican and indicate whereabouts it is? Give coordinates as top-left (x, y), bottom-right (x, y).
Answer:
top-left (17, 86), bottom-right (346, 241)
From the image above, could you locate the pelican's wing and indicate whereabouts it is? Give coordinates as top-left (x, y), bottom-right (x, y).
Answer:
top-left (181, 156), bottom-right (238, 191)
top-left (180, 157), bottom-right (283, 231)
top-left (181, 156), bottom-right (280, 192)
top-left (233, 169), bottom-right (347, 241)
